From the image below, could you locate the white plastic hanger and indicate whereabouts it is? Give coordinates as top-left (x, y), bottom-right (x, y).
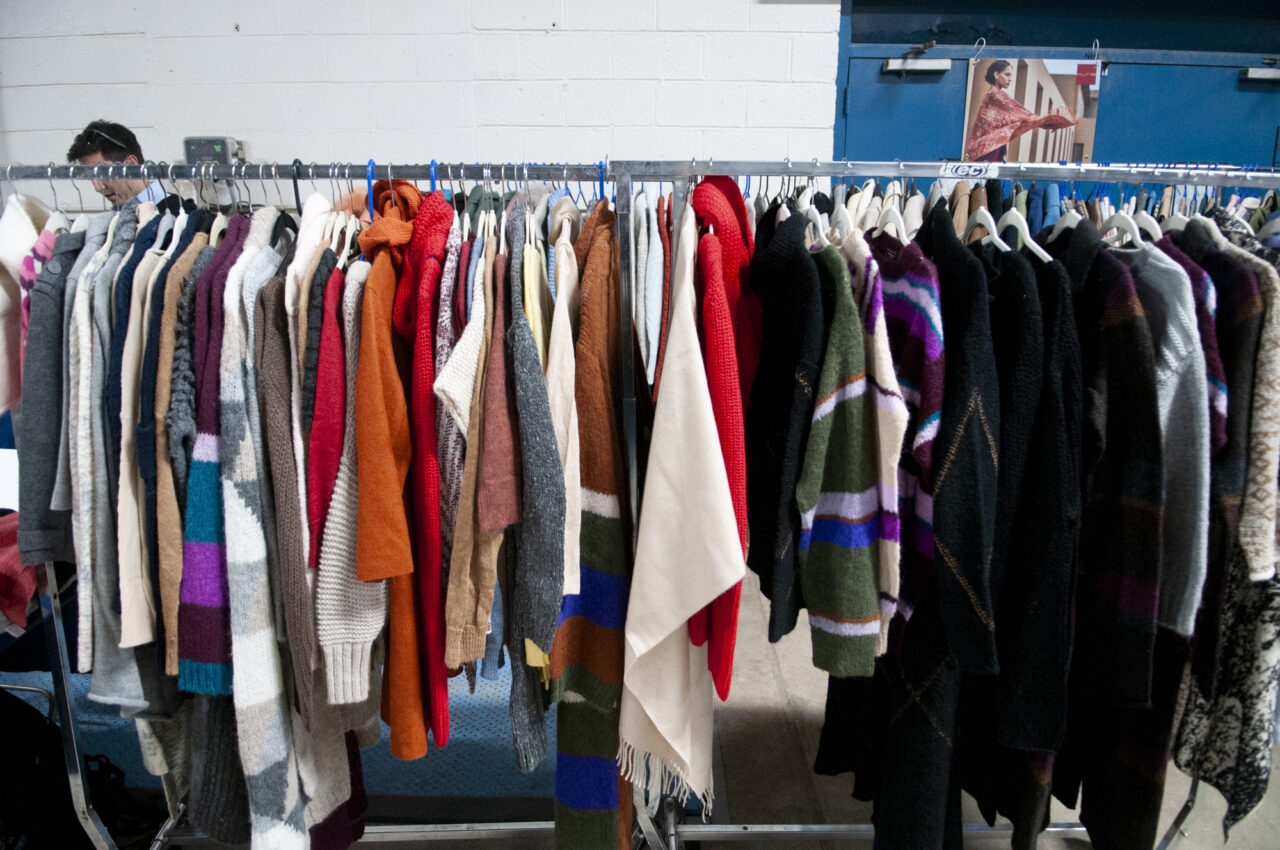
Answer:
top-left (1101, 211), bottom-right (1143, 245)
top-left (963, 207), bottom-right (1012, 251)
top-left (872, 203), bottom-right (908, 242)
top-left (1160, 212), bottom-right (1190, 235)
top-left (1045, 209), bottom-right (1083, 244)
top-left (830, 203), bottom-right (854, 240)
top-left (1133, 209), bottom-right (1162, 242)
top-left (804, 204), bottom-right (829, 248)
top-left (997, 208), bottom-right (1052, 262)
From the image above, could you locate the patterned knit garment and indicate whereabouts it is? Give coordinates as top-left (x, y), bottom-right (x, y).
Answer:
top-left (842, 233), bottom-right (909, 650)
top-left (219, 215), bottom-right (307, 846)
top-left (796, 246), bottom-right (881, 677)
top-left (179, 215), bottom-right (250, 694)
top-left (551, 202), bottom-right (634, 849)
top-left (865, 232), bottom-right (944, 619)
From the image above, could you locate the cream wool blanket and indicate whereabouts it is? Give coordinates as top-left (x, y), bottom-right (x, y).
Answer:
top-left (619, 206), bottom-right (744, 812)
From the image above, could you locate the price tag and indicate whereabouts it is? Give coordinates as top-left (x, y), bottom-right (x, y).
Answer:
top-left (940, 162), bottom-right (1000, 180)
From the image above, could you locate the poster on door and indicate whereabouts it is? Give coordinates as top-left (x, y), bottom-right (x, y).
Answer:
top-left (962, 58), bottom-right (1100, 163)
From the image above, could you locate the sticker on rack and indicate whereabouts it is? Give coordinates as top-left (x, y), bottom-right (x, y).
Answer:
top-left (940, 162), bottom-right (1000, 180)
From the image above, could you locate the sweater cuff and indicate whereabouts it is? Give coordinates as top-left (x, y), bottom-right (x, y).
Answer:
top-left (445, 624), bottom-right (489, 669)
top-left (810, 629), bottom-right (877, 679)
top-left (323, 641), bottom-right (373, 705)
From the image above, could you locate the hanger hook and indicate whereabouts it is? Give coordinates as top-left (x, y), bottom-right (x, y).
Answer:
top-left (46, 162), bottom-right (61, 211)
top-left (972, 37), bottom-right (987, 62)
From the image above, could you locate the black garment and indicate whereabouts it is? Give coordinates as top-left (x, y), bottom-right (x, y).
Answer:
top-left (971, 242), bottom-right (1042, 606)
top-left (17, 231), bottom-right (83, 564)
top-left (302, 248), bottom-right (338, 433)
top-left (913, 202), bottom-right (1001, 675)
top-left (745, 210), bottom-right (825, 641)
top-left (985, 179), bottom-right (1006, 226)
top-left (1040, 219), bottom-right (1164, 708)
top-left (187, 695), bottom-right (251, 844)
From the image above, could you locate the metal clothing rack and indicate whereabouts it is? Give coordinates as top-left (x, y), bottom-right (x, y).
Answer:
top-left (609, 158), bottom-right (1280, 850)
top-left (11, 159), bottom-right (1280, 850)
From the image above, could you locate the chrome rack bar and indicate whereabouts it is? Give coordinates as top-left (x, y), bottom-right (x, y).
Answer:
top-left (608, 159), bottom-right (1280, 189)
top-left (2, 162), bottom-right (604, 182)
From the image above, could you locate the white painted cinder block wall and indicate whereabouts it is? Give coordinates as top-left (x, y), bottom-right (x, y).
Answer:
top-left (0, 0), bottom-right (840, 200)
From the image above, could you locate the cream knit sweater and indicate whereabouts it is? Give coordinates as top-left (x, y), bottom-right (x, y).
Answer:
top-left (316, 261), bottom-right (388, 704)
top-left (545, 202), bottom-right (583, 598)
top-left (435, 215), bottom-right (490, 432)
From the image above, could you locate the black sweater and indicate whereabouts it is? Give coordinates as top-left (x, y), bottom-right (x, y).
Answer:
top-left (914, 202), bottom-right (1001, 675)
top-left (745, 210), bottom-right (825, 641)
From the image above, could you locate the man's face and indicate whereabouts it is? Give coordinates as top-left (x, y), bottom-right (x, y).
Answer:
top-left (79, 151), bottom-right (139, 207)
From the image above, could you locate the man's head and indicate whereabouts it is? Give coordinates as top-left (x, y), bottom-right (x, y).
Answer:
top-left (67, 120), bottom-right (147, 207)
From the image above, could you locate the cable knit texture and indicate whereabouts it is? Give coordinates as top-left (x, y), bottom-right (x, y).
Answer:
top-left (317, 262), bottom-right (388, 704)
top-left (356, 180), bottom-right (428, 759)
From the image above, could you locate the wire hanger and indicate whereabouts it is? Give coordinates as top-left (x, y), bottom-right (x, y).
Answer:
top-left (46, 163), bottom-right (62, 213)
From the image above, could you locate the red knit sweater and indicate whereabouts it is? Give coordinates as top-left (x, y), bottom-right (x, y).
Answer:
top-left (686, 234), bottom-right (747, 701)
top-left (307, 265), bottom-right (347, 570)
top-left (393, 189), bottom-right (456, 747)
top-left (691, 176), bottom-right (760, 406)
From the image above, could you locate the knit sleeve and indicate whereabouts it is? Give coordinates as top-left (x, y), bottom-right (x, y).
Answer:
top-left (317, 269), bottom-right (388, 704)
top-left (167, 247), bottom-right (215, 509)
top-left (1159, 345), bottom-right (1211, 635)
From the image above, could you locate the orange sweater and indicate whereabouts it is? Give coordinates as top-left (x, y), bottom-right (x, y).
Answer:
top-left (357, 180), bottom-right (427, 759)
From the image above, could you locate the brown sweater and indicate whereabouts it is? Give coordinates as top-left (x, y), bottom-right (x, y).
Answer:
top-left (154, 232), bottom-right (209, 675)
top-left (478, 252), bottom-right (522, 531)
top-left (257, 275), bottom-right (315, 730)
top-left (445, 236), bottom-right (503, 667)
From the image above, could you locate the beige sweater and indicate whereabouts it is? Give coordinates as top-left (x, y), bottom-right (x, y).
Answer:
top-left (116, 205), bottom-right (160, 648)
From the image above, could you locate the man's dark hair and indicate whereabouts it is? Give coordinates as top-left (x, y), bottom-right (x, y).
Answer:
top-left (985, 60), bottom-right (1012, 84)
top-left (66, 120), bottom-right (144, 163)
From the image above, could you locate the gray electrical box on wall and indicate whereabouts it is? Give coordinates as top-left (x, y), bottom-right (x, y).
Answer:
top-left (183, 136), bottom-right (242, 164)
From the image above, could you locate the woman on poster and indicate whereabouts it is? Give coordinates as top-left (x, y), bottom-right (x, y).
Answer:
top-left (965, 59), bottom-right (1078, 161)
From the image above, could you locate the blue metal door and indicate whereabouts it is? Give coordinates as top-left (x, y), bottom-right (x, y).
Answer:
top-left (1094, 63), bottom-right (1280, 167)
top-left (840, 58), bottom-right (970, 162)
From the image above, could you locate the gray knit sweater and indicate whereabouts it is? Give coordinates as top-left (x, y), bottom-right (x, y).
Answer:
top-left (1110, 242), bottom-right (1210, 636)
top-left (167, 245), bottom-right (218, 512)
top-left (18, 230), bottom-right (83, 564)
top-left (503, 198), bottom-right (565, 772)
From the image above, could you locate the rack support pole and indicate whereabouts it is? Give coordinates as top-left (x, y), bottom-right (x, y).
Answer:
top-left (39, 562), bottom-right (117, 850)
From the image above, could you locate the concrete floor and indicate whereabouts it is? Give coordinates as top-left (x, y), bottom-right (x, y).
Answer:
top-left (410, 570), bottom-right (1280, 849)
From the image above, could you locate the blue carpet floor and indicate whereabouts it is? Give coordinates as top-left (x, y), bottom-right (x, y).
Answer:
top-left (0, 663), bottom-right (556, 799)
